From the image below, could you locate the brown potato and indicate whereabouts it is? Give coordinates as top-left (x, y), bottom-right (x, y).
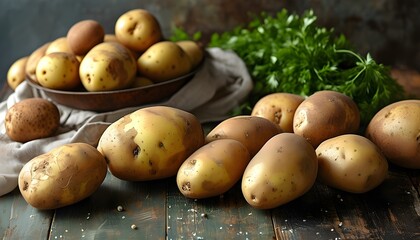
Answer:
top-left (293, 90), bottom-right (360, 147)
top-left (67, 19), bottom-right (105, 55)
top-left (251, 92), bottom-right (305, 132)
top-left (5, 98), bottom-right (60, 143)
top-left (205, 115), bottom-right (282, 157)
top-left (365, 99), bottom-right (420, 169)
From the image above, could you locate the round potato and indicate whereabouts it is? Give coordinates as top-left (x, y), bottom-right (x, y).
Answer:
top-left (177, 139), bottom-right (250, 199)
top-left (293, 90), bottom-right (360, 147)
top-left (7, 56), bottom-right (29, 90)
top-left (175, 40), bottom-right (204, 68)
top-left (365, 99), bottom-right (420, 169)
top-left (67, 19), bottom-right (105, 55)
top-left (205, 115), bottom-right (282, 157)
top-left (97, 106), bottom-right (204, 181)
top-left (241, 133), bottom-right (318, 209)
top-left (130, 76), bottom-right (154, 88)
top-left (45, 37), bottom-right (72, 55)
top-left (115, 9), bottom-right (162, 52)
top-left (137, 41), bottom-right (193, 83)
top-left (36, 52), bottom-right (81, 90)
top-left (79, 42), bottom-right (137, 91)
top-left (18, 143), bottom-right (107, 209)
top-left (251, 92), bottom-right (305, 132)
top-left (25, 42), bottom-right (50, 82)
top-left (316, 134), bottom-right (389, 193)
top-left (5, 98), bottom-right (60, 143)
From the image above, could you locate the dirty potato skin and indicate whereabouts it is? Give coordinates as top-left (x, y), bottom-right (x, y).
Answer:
top-left (205, 115), bottom-right (282, 157)
top-left (5, 98), bottom-right (60, 142)
top-left (176, 139), bottom-right (250, 199)
top-left (97, 106), bottom-right (204, 181)
top-left (241, 133), bottom-right (318, 209)
top-left (18, 143), bottom-right (107, 210)
top-left (316, 134), bottom-right (389, 193)
top-left (251, 92), bottom-right (305, 132)
top-left (365, 100), bottom-right (420, 169)
top-left (293, 90), bottom-right (360, 147)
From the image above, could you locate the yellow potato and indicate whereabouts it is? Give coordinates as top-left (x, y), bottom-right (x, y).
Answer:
top-left (5, 98), bottom-right (60, 143)
top-left (316, 134), bottom-right (388, 193)
top-left (130, 76), bottom-right (154, 88)
top-left (251, 92), bottom-right (305, 132)
top-left (177, 139), bottom-right (250, 199)
top-left (45, 37), bottom-right (73, 55)
top-left (175, 40), bottom-right (204, 68)
top-left (7, 56), bottom-right (29, 90)
top-left (97, 106), bottom-right (204, 181)
top-left (137, 41), bottom-right (193, 83)
top-left (18, 143), bottom-right (107, 210)
top-left (241, 133), bottom-right (318, 209)
top-left (36, 52), bottom-right (81, 90)
top-left (115, 9), bottom-right (162, 52)
top-left (365, 99), bottom-right (420, 169)
top-left (25, 42), bottom-right (50, 83)
top-left (79, 42), bottom-right (137, 91)
top-left (205, 115), bottom-right (282, 157)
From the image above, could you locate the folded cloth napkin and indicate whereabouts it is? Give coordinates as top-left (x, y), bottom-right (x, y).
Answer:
top-left (0, 48), bottom-right (253, 196)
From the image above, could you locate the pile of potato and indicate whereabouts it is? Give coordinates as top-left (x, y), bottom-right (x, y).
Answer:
top-left (7, 9), bottom-right (204, 92)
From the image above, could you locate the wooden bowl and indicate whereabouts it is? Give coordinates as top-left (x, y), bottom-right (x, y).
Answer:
top-left (27, 70), bottom-right (197, 112)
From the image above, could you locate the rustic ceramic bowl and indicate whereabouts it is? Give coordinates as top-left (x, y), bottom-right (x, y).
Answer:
top-left (27, 70), bottom-right (197, 112)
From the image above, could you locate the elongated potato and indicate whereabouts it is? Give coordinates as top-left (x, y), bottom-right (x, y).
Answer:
top-left (241, 133), bottom-right (318, 209)
top-left (205, 115), bottom-right (282, 157)
top-left (97, 106), bottom-right (204, 181)
top-left (18, 143), bottom-right (107, 210)
top-left (177, 139), bottom-right (250, 199)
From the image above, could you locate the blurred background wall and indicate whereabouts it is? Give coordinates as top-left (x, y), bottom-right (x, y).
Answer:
top-left (1, 0), bottom-right (419, 89)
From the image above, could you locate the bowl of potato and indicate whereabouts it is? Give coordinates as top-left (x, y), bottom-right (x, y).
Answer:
top-left (21, 9), bottom-right (204, 112)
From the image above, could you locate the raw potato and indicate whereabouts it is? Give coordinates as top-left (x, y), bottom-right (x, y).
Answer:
top-left (36, 52), bottom-right (81, 90)
top-left (97, 106), bottom-right (204, 181)
top-left (251, 92), bottom-right (305, 132)
top-left (365, 100), bottom-right (420, 169)
top-left (45, 37), bottom-right (73, 55)
top-left (79, 42), bottom-right (137, 91)
top-left (177, 139), bottom-right (250, 199)
top-left (25, 42), bottom-right (50, 82)
top-left (316, 134), bottom-right (388, 193)
top-left (241, 133), bottom-right (318, 209)
top-left (7, 56), bottom-right (28, 90)
top-left (5, 98), bottom-right (60, 143)
top-left (137, 41), bottom-right (193, 83)
top-left (115, 9), bottom-right (162, 52)
top-left (67, 19), bottom-right (105, 55)
top-left (293, 90), bottom-right (360, 147)
top-left (176, 40), bottom-right (204, 68)
top-left (18, 143), bottom-right (107, 210)
top-left (205, 115), bottom-right (282, 157)
top-left (130, 76), bottom-right (154, 88)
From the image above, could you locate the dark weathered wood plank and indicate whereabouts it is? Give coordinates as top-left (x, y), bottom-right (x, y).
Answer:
top-left (0, 188), bottom-right (53, 240)
top-left (49, 173), bottom-right (167, 240)
top-left (167, 179), bottom-right (276, 239)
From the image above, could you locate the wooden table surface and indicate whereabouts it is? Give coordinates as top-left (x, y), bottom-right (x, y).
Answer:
top-left (0, 77), bottom-right (419, 239)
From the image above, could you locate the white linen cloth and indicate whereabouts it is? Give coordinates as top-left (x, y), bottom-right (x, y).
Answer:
top-left (0, 48), bottom-right (253, 196)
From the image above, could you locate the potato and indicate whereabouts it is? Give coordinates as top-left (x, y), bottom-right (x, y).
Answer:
top-left (365, 100), bottom-right (420, 169)
top-left (97, 106), bottom-right (204, 181)
top-left (45, 37), bottom-right (73, 55)
top-left (130, 76), bottom-right (154, 88)
top-left (175, 40), bottom-right (204, 68)
top-left (5, 98), bottom-right (60, 143)
top-left (36, 52), bottom-right (81, 90)
top-left (251, 93), bottom-right (305, 132)
top-left (177, 139), bottom-right (250, 199)
top-left (316, 134), bottom-right (388, 193)
top-left (241, 133), bottom-right (318, 209)
top-left (67, 19), bottom-right (105, 55)
top-left (18, 143), bottom-right (107, 209)
top-left (137, 41), bottom-right (193, 83)
top-left (115, 9), bottom-right (162, 52)
top-left (79, 42), bottom-right (137, 91)
top-left (205, 115), bottom-right (282, 157)
top-left (293, 90), bottom-right (360, 147)
top-left (25, 42), bottom-right (50, 82)
top-left (7, 56), bottom-right (29, 90)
